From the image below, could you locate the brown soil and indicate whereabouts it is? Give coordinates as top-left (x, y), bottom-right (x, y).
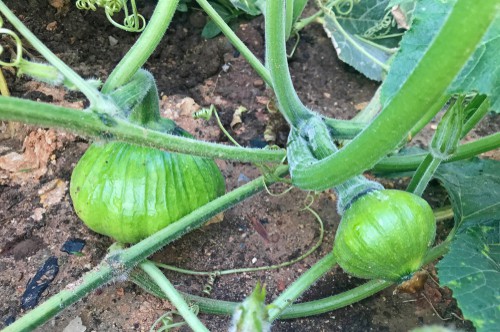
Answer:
top-left (1, 1), bottom-right (493, 331)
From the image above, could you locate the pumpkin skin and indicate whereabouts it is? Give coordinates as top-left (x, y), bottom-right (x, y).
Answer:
top-left (333, 190), bottom-right (436, 281)
top-left (70, 142), bottom-right (225, 243)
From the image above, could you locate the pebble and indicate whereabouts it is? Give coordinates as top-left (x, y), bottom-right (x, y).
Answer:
top-left (108, 36), bottom-right (118, 47)
top-left (253, 79), bottom-right (264, 87)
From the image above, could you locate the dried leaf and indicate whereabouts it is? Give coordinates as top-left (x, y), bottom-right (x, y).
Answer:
top-left (0, 122), bottom-right (26, 139)
top-left (49, 0), bottom-right (70, 15)
top-left (354, 101), bottom-right (370, 111)
top-left (230, 106), bottom-right (247, 131)
top-left (394, 271), bottom-right (428, 294)
top-left (204, 212), bottom-right (225, 226)
top-left (46, 21), bottom-right (58, 31)
top-left (391, 5), bottom-right (410, 30)
top-left (248, 214), bottom-right (269, 242)
top-left (39, 178), bottom-right (67, 208)
top-left (0, 129), bottom-right (65, 184)
top-left (160, 95), bottom-right (220, 141)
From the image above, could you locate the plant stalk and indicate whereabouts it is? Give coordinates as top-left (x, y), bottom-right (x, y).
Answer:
top-left (461, 95), bottom-right (490, 138)
top-left (139, 261), bottom-right (209, 332)
top-left (195, 0), bottom-right (272, 86)
top-left (406, 154), bottom-right (442, 196)
top-left (374, 132), bottom-right (500, 173)
top-left (267, 252), bottom-right (336, 321)
top-left (434, 206), bottom-right (454, 222)
top-left (266, 0), bottom-right (314, 127)
top-left (197, 0), bottom-right (363, 138)
top-left (102, 0), bottom-right (179, 93)
top-left (0, 96), bottom-right (286, 163)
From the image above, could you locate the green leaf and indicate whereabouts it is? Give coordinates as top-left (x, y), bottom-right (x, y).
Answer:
top-left (380, 0), bottom-right (456, 104)
top-left (292, 0), bottom-right (308, 23)
top-left (229, 0), bottom-right (264, 16)
top-left (202, 2), bottom-right (236, 39)
top-left (322, 0), bottom-right (403, 81)
top-left (202, 19), bottom-right (223, 38)
top-left (448, 18), bottom-right (500, 113)
top-left (435, 159), bottom-right (500, 230)
top-left (434, 159), bottom-right (500, 332)
top-left (381, 0), bottom-right (500, 112)
top-left (176, 0), bottom-right (189, 12)
top-left (230, 283), bottom-right (270, 332)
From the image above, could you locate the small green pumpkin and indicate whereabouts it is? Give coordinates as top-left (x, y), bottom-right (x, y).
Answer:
top-left (70, 142), bottom-right (225, 243)
top-left (333, 190), bottom-right (436, 281)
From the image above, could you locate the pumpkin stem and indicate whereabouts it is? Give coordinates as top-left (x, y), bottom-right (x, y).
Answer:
top-left (109, 69), bottom-right (191, 136)
top-left (108, 69), bottom-right (161, 125)
top-left (334, 176), bottom-right (384, 215)
top-left (127, 73), bottom-right (161, 125)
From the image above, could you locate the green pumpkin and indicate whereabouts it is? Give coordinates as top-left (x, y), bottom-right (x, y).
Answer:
top-left (70, 142), bottom-right (225, 243)
top-left (333, 190), bottom-right (436, 281)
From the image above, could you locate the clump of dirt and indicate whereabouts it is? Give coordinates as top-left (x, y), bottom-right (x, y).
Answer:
top-left (0, 1), bottom-right (481, 331)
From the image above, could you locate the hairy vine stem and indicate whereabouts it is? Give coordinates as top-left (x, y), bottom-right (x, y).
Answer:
top-left (139, 261), bottom-right (209, 332)
top-left (102, 0), bottom-right (179, 93)
top-left (266, 0), bottom-right (315, 127)
top-left (0, 96), bottom-right (286, 163)
top-left (1, 94), bottom-right (496, 168)
top-left (374, 132), bottom-right (500, 173)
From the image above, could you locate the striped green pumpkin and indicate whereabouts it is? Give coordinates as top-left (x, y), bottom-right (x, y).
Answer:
top-left (333, 190), bottom-right (436, 281)
top-left (70, 142), bottom-right (225, 243)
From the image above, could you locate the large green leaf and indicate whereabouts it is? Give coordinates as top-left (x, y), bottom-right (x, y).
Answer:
top-left (435, 159), bottom-right (500, 230)
top-left (322, 0), bottom-right (403, 81)
top-left (380, 0), bottom-right (455, 104)
top-left (381, 0), bottom-right (500, 112)
top-left (434, 159), bottom-right (500, 332)
top-left (448, 19), bottom-right (500, 113)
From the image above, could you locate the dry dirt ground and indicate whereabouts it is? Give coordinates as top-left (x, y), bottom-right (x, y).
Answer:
top-left (1, 1), bottom-right (496, 331)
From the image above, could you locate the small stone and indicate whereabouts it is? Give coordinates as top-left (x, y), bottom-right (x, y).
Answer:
top-left (62, 317), bottom-right (86, 332)
top-left (116, 288), bottom-right (125, 297)
top-left (253, 79), bottom-right (264, 87)
top-left (46, 21), bottom-right (58, 31)
top-left (108, 36), bottom-right (118, 47)
top-left (31, 208), bottom-right (46, 221)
